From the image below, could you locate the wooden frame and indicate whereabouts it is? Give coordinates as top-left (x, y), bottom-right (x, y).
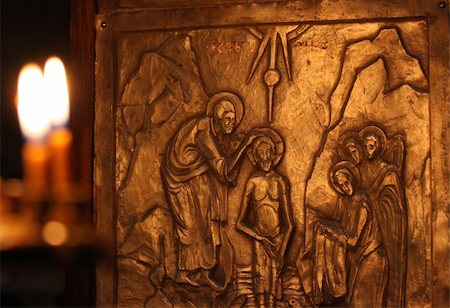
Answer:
top-left (69, 0), bottom-right (96, 306)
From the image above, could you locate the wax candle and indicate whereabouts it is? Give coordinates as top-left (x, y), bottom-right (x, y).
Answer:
top-left (44, 57), bottom-right (72, 197)
top-left (17, 64), bottom-right (51, 199)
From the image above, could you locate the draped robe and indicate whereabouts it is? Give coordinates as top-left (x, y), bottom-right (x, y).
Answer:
top-left (162, 116), bottom-right (238, 272)
top-left (359, 157), bottom-right (407, 307)
top-left (302, 193), bottom-right (388, 307)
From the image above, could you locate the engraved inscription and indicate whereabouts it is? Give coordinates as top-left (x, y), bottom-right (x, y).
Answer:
top-left (208, 41), bottom-right (246, 54)
top-left (294, 38), bottom-right (328, 49)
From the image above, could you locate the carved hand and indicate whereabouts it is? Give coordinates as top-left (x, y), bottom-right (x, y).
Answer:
top-left (261, 237), bottom-right (275, 247)
top-left (245, 130), bottom-right (265, 146)
top-left (316, 222), bottom-right (328, 234)
top-left (230, 132), bottom-right (246, 152)
top-left (261, 238), bottom-right (277, 259)
top-left (337, 233), bottom-right (348, 245)
top-left (317, 223), bottom-right (347, 245)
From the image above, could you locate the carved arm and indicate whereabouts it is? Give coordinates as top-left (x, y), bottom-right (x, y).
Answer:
top-left (279, 176), bottom-right (294, 257)
top-left (347, 204), bottom-right (368, 247)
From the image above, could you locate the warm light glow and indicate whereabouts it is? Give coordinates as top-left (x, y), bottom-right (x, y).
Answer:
top-left (42, 221), bottom-right (68, 246)
top-left (44, 57), bottom-right (69, 127)
top-left (17, 64), bottom-right (50, 141)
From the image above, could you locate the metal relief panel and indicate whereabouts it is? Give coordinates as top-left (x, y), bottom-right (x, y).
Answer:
top-left (95, 1), bottom-right (449, 307)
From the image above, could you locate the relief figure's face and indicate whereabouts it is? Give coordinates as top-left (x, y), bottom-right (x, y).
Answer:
top-left (256, 142), bottom-right (274, 172)
top-left (336, 172), bottom-right (353, 196)
top-left (214, 100), bottom-right (236, 135)
top-left (364, 135), bottom-right (379, 159)
top-left (220, 111), bottom-right (236, 134)
top-left (345, 142), bottom-right (361, 165)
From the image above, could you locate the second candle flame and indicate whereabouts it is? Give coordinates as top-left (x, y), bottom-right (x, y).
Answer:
top-left (44, 57), bottom-right (69, 128)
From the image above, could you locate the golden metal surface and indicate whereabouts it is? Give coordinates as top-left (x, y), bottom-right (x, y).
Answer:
top-left (94, 1), bottom-right (449, 306)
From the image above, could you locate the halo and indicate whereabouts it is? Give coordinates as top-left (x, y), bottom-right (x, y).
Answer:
top-left (206, 92), bottom-right (244, 125)
top-left (329, 161), bottom-right (361, 195)
top-left (337, 130), bottom-right (362, 161)
top-left (246, 127), bottom-right (284, 167)
top-left (359, 125), bottom-right (387, 154)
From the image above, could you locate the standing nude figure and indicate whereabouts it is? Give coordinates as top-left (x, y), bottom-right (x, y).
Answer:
top-left (236, 128), bottom-right (294, 308)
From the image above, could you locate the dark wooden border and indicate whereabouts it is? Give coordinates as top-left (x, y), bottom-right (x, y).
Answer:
top-left (68, 0), bottom-right (96, 306)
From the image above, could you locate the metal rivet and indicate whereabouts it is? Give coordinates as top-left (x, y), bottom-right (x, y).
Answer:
top-left (439, 1), bottom-right (447, 8)
top-left (101, 21), bottom-right (107, 28)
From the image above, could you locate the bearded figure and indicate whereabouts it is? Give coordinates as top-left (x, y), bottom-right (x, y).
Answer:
top-left (162, 91), bottom-right (258, 290)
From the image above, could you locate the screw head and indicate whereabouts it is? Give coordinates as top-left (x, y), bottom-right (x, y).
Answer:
top-left (439, 1), bottom-right (447, 8)
top-left (101, 21), bottom-right (107, 28)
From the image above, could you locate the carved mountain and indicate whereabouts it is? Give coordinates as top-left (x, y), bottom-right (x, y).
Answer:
top-left (157, 35), bottom-right (202, 78)
top-left (116, 39), bottom-right (209, 307)
top-left (117, 35), bottom-right (208, 193)
top-left (118, 206), bottom-right (176, 308)
top-left (328, 28), bottom-right (428, 128)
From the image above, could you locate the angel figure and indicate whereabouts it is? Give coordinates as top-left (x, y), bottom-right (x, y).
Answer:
top-left (236, 128), bottom-right (294, 308)
top-left (358, 125), bottom-right (407, 307)
top-left (337, 131), bottom-right (364, 166)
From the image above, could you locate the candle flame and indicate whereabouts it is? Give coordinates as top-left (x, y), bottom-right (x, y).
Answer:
top-left (44, 57), bottom-right (69, 127)
top-left (18, 64), bottom-right (50, 141)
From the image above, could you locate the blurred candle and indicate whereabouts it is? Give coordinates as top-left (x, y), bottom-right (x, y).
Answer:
top-left (44, 57), bottom-right (72, 197)
top-left (17, 64), bottom-right (50, 199)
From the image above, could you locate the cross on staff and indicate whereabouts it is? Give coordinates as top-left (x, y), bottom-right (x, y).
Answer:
top-left (247, 24), bottom-right (310, 123)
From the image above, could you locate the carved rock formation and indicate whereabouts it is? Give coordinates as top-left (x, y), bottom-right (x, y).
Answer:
top-left (116, 35), bottom-right (208, 244)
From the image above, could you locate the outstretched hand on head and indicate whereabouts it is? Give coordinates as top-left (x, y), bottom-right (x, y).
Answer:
top-left (245, 129), bottom-right (266, 146)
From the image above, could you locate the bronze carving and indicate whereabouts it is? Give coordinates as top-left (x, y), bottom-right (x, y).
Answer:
top-left (93, 2), bottom-right (449, 306)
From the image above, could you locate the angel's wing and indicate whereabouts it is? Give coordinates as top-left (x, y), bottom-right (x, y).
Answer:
top-left (384, 134), bottom-right (405, 174)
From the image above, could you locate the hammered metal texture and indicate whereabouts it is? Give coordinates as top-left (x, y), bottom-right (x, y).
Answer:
top-left (94, 1), bottom-right (449, 307)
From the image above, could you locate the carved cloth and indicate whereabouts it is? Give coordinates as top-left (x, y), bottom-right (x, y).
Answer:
top-left (301, 192), bottom-right (388, 306)
top-left (334, 193), bottom-right (388, 307)
top-left (253, 237), bottom-right (283, 300)
top-left (308, 210), bottom-right (348, 304)
top-left (359, 158), bottom-right (407, 307)
top-left (162, 116), bottom-right (237, 271)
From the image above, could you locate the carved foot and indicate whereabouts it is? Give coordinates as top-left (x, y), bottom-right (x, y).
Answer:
top-left (184, 269), bottom-right (224, 292)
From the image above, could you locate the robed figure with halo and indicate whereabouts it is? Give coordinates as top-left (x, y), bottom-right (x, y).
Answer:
top-left (162, 91), bottom-right (260, 291)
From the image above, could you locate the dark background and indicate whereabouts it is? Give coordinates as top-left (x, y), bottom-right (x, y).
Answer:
top-left (1, 0), bottom-right (71, 179)
top-left (1, 1), bottom-right (96, 306)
